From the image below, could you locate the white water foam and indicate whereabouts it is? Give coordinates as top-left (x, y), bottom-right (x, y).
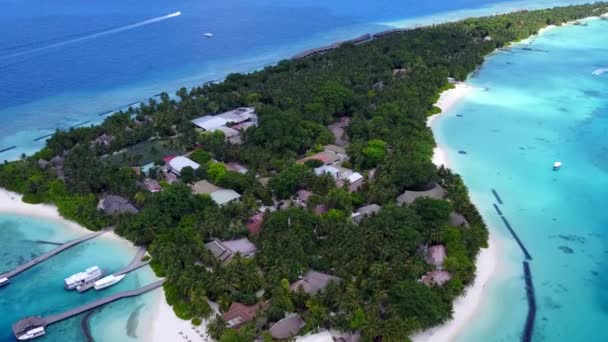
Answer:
top-left (592, 68), bottom-right (608, 75)
top-left (0, 11), bottom-right (181, 60)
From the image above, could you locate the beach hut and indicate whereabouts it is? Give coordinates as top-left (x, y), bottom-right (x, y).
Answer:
top-left (97, 195), bottom-right (139, 216)
top-left (290, 270), bottom-right (341, 295)
top-left (269, 316), bottom-right (306, 340)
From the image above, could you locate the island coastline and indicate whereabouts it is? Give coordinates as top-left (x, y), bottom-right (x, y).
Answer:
top-left (1, 5), bottom-right (607, 341)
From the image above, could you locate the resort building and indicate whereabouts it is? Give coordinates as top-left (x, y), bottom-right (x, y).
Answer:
top-left (221, 301), bottom-right (268, 330)
top-left (295, 189), bottom-right (313, 207)
top-left (191, 107), bottom-right (257, 144)
top-left (246, 212), bottom-right (264, 235)
top-left (269, 316), bottom-right (306, 340)
top-left (92, 133), bottom-right (114, 148)
top-left (97, 195), bottom-right (139, 215)
top-left (421, 244), bottom-right (452, 287)
top-left (290, 270), bottom-right (341, 295)
top-left (396, 182), bottom-right (447, 205)
top-left (425, 245), bottom-right (447, 268)
top-left (421, 271), bottom-right (452, 287)
top-left (352, 204), bottom-right (381, 223)
top-left (191, 180), bottom-right (241, 206)
top-left (315, 164), bottom-right (364, 191)
top-left (191, 180), bottom-right (222, 195)
top-left (323, 144), bottom-right (347, 158)
top-left (191, 116), bottom-right (228, 131)
top-left (449, 212), bottom-right (470, 227)
top-left (296, 330), bottom-right (334, 342)
top-left (210, 189), bottom-right (241, 206)
top-left (168, 156), bottom-right (200, 176)
top-left (298, 151), bottom-right (341, 165)
top-left (225, 162), bottom-right (249, 174)
top-left (142, 179), bottom-right (162, 193)
top-left (314, 165), bottom-right (340, 178)
top-left (205, 238), bottom-right (258, 263)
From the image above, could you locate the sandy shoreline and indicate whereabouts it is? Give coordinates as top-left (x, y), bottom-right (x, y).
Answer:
top-left (427, 82), bottom-right (475, 168)
top-left (0, 188), bottom-right (137, 251)
top-left (412, 82), bottom-right (499, 342)
top-left (146, 288), bottom-right (218, 342)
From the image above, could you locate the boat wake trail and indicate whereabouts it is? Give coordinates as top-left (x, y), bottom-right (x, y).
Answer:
top-left (592, 68), bottom-right (608, 76)
top-left (0, 11), bottom-right (181, 60)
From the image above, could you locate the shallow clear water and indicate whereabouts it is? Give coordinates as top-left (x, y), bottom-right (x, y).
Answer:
top-left (0, 0), bottom-right (594, 161)
top-left (434, 18), bottom-right (608, 341)
top-left (0, 214), bottom-right (158, 342)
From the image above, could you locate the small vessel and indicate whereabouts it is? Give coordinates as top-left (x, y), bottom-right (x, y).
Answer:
top-left (553, 161), bottom-right (562, 170)
top-left (204, 33), bottom-right (214, 38)
top-left (17, 327), bottom-right (45, 340)
top-left (0, 277), bottom-right (9, 287)
top-left (64, 266), bottom-right (103, 290)
top-left (94, 274), bottom-right (125, 290)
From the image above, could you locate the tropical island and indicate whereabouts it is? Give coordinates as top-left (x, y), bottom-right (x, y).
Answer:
top-left (1, 3), bottom-right (607, 341)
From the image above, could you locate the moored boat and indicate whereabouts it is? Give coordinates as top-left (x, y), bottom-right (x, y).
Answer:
top-left (553, 161), bottom-right (562, 170)
top-left (94, 274), bottom-right (125, 290)
top-left (17, 327), bottom-right (45, 340)
top-left (0, 277), bottom-right (9, 287)
top-left (64, 266), bottom-right (103, 290)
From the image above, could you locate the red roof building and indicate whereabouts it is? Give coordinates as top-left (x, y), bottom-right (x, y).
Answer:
top-left (222, 302), bottom-right (268, 329)
top-left (246, 213), bottom-right (264, 235)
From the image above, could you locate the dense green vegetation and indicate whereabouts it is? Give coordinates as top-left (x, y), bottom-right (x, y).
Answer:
top-left (1, 3), bottom-right (606, 340)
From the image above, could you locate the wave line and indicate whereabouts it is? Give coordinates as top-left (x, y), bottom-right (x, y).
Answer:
top-left (0, 11), bottom-right (181, 60)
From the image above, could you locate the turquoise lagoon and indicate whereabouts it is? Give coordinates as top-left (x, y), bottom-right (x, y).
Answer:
top-left (0, 214), bottom-right (159, 342)
top-left (434, 18), bottom-right (608, 341)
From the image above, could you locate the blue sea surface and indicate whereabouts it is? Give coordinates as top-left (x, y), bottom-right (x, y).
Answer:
top-left (434, 18), bottom-right (608, 341)
top-left (0, 214), bottom-right (158, 342)
top-left (0, 0), bottom-right (593, 161)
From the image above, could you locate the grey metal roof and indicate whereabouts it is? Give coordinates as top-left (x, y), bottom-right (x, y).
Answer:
top-left (98, 195), bottom-right (139, 215)
top-left (290, 270), bottom-right (341, 294)
top-left (210, 189), bottom-right (241, 206)
top-left (269, 316), bottom-right (305, 339)
top-left (397, 183), bottom-right (447, 205)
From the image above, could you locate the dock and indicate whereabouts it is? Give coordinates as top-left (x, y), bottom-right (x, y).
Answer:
top-left (76, 246), bottom-right (150, 293)
top-left (12, 279), bottom-right (165, 339)
top-left (0, 229), bottom-right (109, 283)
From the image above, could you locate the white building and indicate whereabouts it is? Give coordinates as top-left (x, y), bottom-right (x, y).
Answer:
top-left (169, 156), bottom-right (200, 176)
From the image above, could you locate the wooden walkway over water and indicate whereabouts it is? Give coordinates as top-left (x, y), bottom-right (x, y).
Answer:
top-left (12, 279), bottom-right (165, 338)
top-left (0, 229), bottom-right (109, 281)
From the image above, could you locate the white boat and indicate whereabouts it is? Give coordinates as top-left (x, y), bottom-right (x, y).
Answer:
top-left (0, 277), bottom-right (9, 287)
top-left (17, 327), bottom-right (45, 340)
top-left (94, 274), bottom-right (125, 290)
top-left (553, 161), bottom-right (562, 170)
top-left (64, 266), bottom-right (103, 290)
top-left (204, 33), bottom-right (214, 38)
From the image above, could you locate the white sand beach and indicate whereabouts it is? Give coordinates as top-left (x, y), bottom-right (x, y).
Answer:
top-left (0, 188), bottom-right (136, 249)
top-left (147, 288), bottom-right (218, 342)
top-left (412, 80), bottom-right (499, 342)
top-left (427, 82), bottom-right (474, 168)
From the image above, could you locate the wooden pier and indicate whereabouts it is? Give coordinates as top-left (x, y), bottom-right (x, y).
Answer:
top-left (76, 246), bottom-right (150, 293)
top-left (12, 280), bottom-right (165, 339)
top-left (0, 229), bottom-right (109, 282)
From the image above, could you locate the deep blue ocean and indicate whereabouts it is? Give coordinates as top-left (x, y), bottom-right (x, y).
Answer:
top-left (0, 0), bottom-right (589, 161)
top-left (1, 0), bottom-right (606, 341)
